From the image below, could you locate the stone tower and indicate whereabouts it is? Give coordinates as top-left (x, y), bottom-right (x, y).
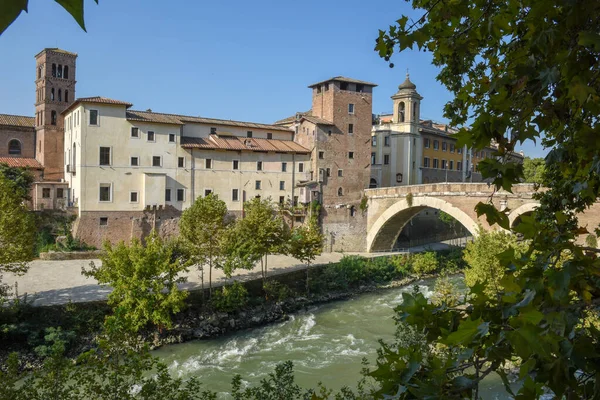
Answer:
top-left (391, 72), bottom-right (422, 130)
top-left (34, 48), bottom-right (77, 181)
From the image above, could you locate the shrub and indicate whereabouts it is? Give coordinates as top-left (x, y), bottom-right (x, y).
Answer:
top-left (411, 252), bottom-right (439, 277)
top-left (336, 255), bottom-right (368, 286)
top-left (262, 280), bottom-right (292, 302)
top-left (391, 254), bottom-right (412, 276)
top-left (365, 257), bottom-right (397, 283)
top-left (212, 281), bottom-right (248, 313)
top-left (585, 234), bottom-right (598, 248)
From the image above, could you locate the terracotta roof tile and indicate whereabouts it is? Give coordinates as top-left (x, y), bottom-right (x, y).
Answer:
top-left (0, 157), bottom-right (43, 169)
top-left (126, 110), bottom-right (183, 125)
top-left (308, 76), bottom-right (377, 88)
top-left (0, 114), bottom-right (35, 128)
top-left (178, 115), bottom-right (293, 133)
top-left (62, 96), bottom-right (133, 115)
top-left (181, 135), bottom-right (309, 154)
top-left (274, 110), bottom-right (333, 126)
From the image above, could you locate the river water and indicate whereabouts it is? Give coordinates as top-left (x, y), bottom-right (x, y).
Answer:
top-left (154, 276), bottom-right (511, 398)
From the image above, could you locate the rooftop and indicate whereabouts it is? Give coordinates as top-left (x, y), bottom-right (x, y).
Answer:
top-left (308, 76), bottom-right (377, 88)
top-left (35, 48), bottom-right (78, 58)
top-left (0, 157), bottom-right (43, 169)
top-left (0, 114), bottom-right (35, 129)
top-left (181, 134), bottom-right (310, 154)
top-left (274, 110), bottom-right (334, 126)
top-left (62, 96), bottom-right (134, 115)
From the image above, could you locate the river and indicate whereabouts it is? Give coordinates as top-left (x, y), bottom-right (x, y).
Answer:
top-left (153, 276), bottom-right (512, 398)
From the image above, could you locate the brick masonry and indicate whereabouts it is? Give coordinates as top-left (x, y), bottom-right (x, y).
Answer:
top-left (0, 126), bottom-right (35, 158)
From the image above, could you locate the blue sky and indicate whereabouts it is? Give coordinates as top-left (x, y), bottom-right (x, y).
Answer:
top-left (0, 0), bottom-right (544, 157)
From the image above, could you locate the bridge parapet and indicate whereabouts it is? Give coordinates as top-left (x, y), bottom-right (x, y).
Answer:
top-left (365, 183), bottom-right (537, 199)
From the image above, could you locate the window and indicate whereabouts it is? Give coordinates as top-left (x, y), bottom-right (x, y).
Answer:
top-left (424, 157), bottom-right (430, 167)
top-left (450, 143), bottom-right (455, 153)
top-left (177, 189), bottom-right (185, 202)
top-left (169, 134), bottom-right (175, 143)
top-left (424, 138), bottom-right (430, 148)
top-left (318, 151), bottom-right (324, 159)
top-left (398, 102), bottom-right (405, 122)
top-left (457, 161), bottom-right (462, 171)
top-left (232, 188), bottom-right (239, 201)
top-left (99, 184), bottom-right (112, 202)
top-left (8, 139), bottom-right (21, 155)
top-left (337, 187), bottom-right (343, 196)
top-left (257, 161), bottom-right (262, 171)
top-left (152, 156), bottom-right (162, 167)
top-left (282, 162), bottom-right (287, 172)
top-left (42, 188), bottom-right (51, 198)
top-left (350, 206), bottom-right (356, 216)
top-left (131, 127), bottom-right (139, 138)
top-left (384, 136), bottom-right (390, 146)
top-left (147, 131), bottom-right (155, 141)
top-left (205, 159), bottom-right (212, 169)
top-left (89, 110), bottom-right (98, 126)
top-left (340, 82), bottom-right (348, 90)
top-left (442, 142), bottom-right (447, 151)
top-left (267, 133), bottom-right (273, 139)
top-left (433, 140), bottom-right (439, 150)
top-left (38, 66), bottom-right (42, 79)
top-left (457, 147), bottom-right (463, 154)
top-left (372, 136), bottom-right (377, 146)
top-left (449, 160), bottom-right (454, 170)
top-left (64, 66), bottom-right (69, 79)
top-left (99, 217), bottom-right (108, 226)
top-left (279, 196), bottom-right (285, 205)
top-left (178, 157), bottom-right (185, 168)
top-left (279, 181), bottom-right (285, 190)
top-left (52, 63), bottom-right (56, 77)
top-left (324, 83), bottom-right (330, 91)
top-left (247, 131), bottom-right (253, 138)
top-left (348, 151), bottom-right (354, 159)
top-left (356, 84), bottom-right (364, 92)
top-left (433, 159), bottom-right (439, 169)
top-left (51, 111), bottom-right (57, 125)
top-left (338, 169), bottom-right (343, 177)
top-left (204, 189), bottom-right (212, 197)
top-left (130, 156), bottom-right (139, 167)
top-left (210, 127), bottom-right (217, 134)
top-left (99, 147), bottom-right (111, 166)
top-left (165, 188), bottom-right (172, 202)
top-left (130, 191), bottom-right (138, 203)
top-left (232, 160), bottom-right (239, 170)
top-left (57, 65), bottom-right (62, 78)
top-left (442, 160), bottom-right (447, 169)
top-left (57, 188), bottom-right (64, 198)
top-left (348, 104), bottom-right (355, 114)
top-left (371, 152), bottom-right (376, 164)
top-left (326, 167), bottom-right (331, 177)
top-left (65, 90), bottom-right (69, 103)
top-left (384, 154), bottom-right (390, 165)
top-left (348, 124), bottom-right (354, 134)
top-left (298, 162), bottom-right (304, 172)
top-left (255, 180), bottom-right (262, 190)
top-left (58, 89), bottom-right (62, 102)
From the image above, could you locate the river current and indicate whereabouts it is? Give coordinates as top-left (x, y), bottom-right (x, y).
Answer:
top-left (153, 276), bottom-right (511, 398)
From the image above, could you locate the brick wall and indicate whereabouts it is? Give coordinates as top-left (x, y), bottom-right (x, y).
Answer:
top-left (0, 126), bottom-right (35, 158)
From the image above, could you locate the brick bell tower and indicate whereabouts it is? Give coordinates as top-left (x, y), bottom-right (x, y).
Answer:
top-left (34, 48), bottom-right (77, 181)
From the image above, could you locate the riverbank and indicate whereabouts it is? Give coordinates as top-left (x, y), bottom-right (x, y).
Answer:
top-left (1, 248), bottom-right (465, 371)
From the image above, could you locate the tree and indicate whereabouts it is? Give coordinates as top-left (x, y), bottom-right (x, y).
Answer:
top-left (82, 231), bottom-right (188, 333)
top-left (0, 173), bottom-right (35, 303)
top-left (522, 157), bottom-right (546, 184)
top-left (373, 0), bottom-right (600, 397)
top-left (179, 193), bottom-right (229, 296)
top-left (1, 0), bottom-right (98, 36)
top-left (288, 217), bottom-right (324, 295)
top-left (0, 163), bottom-right (35, 200)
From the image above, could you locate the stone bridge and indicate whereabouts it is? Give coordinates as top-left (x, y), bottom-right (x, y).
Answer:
top-left (364, 183), bottom-right (600, 252)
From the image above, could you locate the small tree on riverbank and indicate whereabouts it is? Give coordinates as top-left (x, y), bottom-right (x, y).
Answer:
top-left (179, 193), bottom-right (229, 296)
top-left (83, 231), bottom-right (188, 333)
top-left (288, 217), bottom-right (324, 295)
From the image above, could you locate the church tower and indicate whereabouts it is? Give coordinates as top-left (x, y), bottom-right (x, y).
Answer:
top-left (391, 72), bottom-right (422, 131)
top-left (34, 48), bottom-right (77, 181)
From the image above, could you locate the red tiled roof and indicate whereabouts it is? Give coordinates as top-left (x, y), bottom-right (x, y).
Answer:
top-left (274, 110), bottom-right (333, 126)
top-left (308, 76), bottom-right (377, 88)
top-left (181, 135), bottom-right (310, 154)
top-left (62, 96), bottom-right (134, 115)
top-left (0, 157), bottom-right (43, 169)
top-left (0, 114), bottom-right (35, 128)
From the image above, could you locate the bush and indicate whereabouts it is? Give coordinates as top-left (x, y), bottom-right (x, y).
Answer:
top-left (212, 281), bottom-right (248, 313)
top-left (365, 257), bottom-right (397, 283)
top-left (262, 280), bottom-right (292, 302)
top-left (411, 252), bottom-right (439, 277)
top-left (391, 254), bottom-right (412, 277)
top-left (336, 255), bottom-right (368, 286)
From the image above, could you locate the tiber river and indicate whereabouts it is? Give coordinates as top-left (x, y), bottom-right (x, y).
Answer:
top-left (154, 276), bottom-right (513, 398)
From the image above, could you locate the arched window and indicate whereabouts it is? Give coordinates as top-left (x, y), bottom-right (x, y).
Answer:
top-left (72, 143), bottom-right (76, 173)
top-left (337, 187), bottom-right (343, 196)
top-left (350, 206), bottom-right (356, 217)
top-left (52, 63), bottom-right (56, 77)
top-left (51, 111), bottom-right (57, 125)
top-left (57, 65), bottom-right (63, 78)
top-left (38, 66), bottom-right (42, 79)
top-left (369, 178), bottom-right (378, 188)
top-left (65, 90), bottom-right (69, 103)
top-left (58, 89), bottom-right (62, 102)
top-left (413, 102), bottom-right (417, 119)
top-left (51, 88), bottom-right (55, 101)
top-left (399, 102), bottom-right (405, 122)
top-left (8, 139), bottom-right (21, 155)
top-left (63, 66), bottom-right (69, 79)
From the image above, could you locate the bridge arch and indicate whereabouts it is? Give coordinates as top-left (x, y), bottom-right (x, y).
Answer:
top-left (367, 196), bottom-right (480, 252)
top-left (508, 202), bottom-right (539, 228)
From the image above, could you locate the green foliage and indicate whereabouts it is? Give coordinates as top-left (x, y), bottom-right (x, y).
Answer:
top-left (262, 280), bottom-right (293, 302)
top-left (0, 0), bottom-right (99, 36)
top-left (359, 195), bottom-right (368, 212)
top-left (33, 327), bottom-right (76, 358)
top-left (410, 252), bottom-right (439, 277)
top-left (522, 157), bottom-right (546, 184)
top-left (211, 281), bottom-right (248, 313)
top-left (82, 231), bottom-right (188, 332)
top-left (0, 163), bottom-right (34, 200)
top-left (463, 229), bottom-right (525, 296)
top-left (585, 234), bottom-right (598, 248)
top-left (288, 217), bottom-right (324, 294)
top-left (430, 275), bottom-right (461, 307)
top-left (405, 192), bottom-right (413, 207)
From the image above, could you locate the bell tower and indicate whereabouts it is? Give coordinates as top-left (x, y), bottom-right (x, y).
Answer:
top-left (34, 48), bottom-right (77, 181)
top-left (391, 72), bottom-right (422, 134)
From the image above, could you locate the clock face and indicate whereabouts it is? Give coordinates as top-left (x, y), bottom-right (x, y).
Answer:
top-left (396, 173), bottom-right (403, 183)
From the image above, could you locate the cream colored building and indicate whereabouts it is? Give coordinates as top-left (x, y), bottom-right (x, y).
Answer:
top-left (63, 97), bottom-right (310, 244)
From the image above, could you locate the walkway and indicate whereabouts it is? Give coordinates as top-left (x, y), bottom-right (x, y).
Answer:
top-left (5, 242), bottom-right (455, 306)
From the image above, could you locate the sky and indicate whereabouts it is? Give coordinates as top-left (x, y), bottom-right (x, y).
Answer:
top-left (0, 0), bottom-right (545, 158)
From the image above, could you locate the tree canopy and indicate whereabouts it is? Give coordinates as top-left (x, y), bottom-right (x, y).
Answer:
top-left (522, 157), bottom-right (545, 184)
